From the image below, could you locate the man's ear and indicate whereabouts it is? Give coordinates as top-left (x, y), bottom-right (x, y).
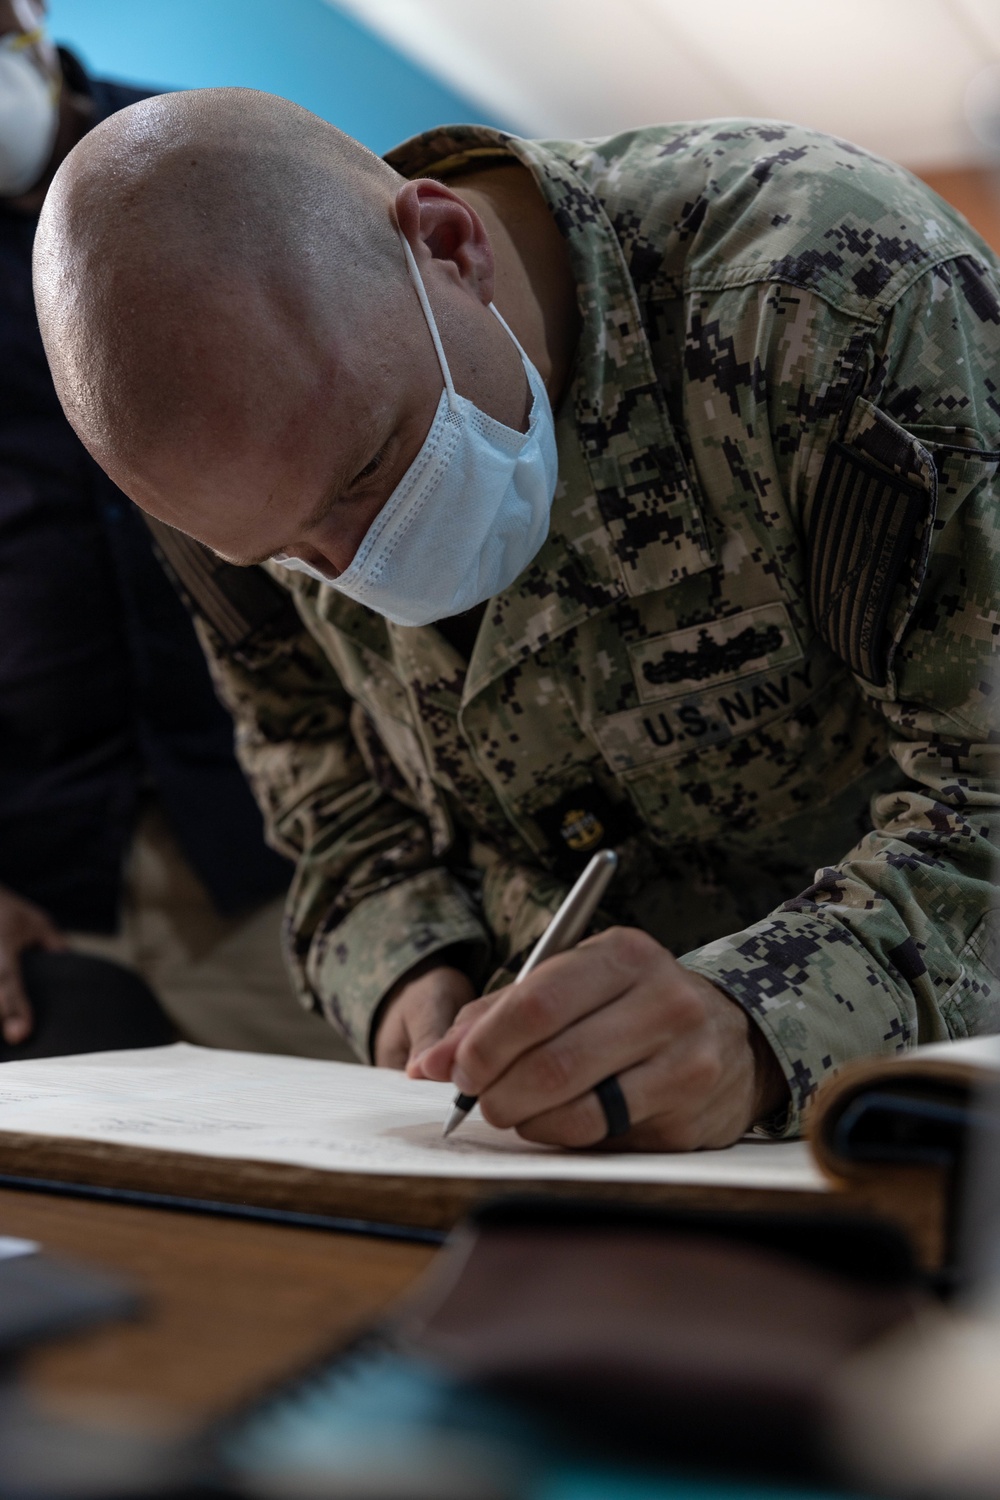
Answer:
top-left (394, 178), bottom-right (495, 307)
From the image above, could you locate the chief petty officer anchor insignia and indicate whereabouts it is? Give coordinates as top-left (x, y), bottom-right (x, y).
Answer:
top-left (534, 786), bottom-right (636, 876)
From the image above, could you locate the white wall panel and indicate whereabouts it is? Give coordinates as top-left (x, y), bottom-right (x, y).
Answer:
top-left (333, 0), bottom-right (1000, 168)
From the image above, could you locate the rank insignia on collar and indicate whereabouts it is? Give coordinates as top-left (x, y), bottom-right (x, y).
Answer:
top-left (532, 785), bottom-right (636, 875)
top-left (559, 805), bottom-right (605, 853)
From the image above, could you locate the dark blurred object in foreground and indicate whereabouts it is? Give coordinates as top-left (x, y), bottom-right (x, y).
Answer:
top-left (397, 1200), bottom-right (926, 1482)
top-left (216, 1200), bottom-right (929, 1496)
top-left (0, 1382), bottom-right (196, 1500)
top-left (0, 1239), bottom-right (183, 1500)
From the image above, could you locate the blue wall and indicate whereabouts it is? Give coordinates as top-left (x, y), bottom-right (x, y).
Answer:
top-left (46, 0), bottom-right (512, 155)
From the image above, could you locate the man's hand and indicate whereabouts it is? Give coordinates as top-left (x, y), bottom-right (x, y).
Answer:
top-left (408, 927), bottom-right (788, 1150)
top-left (0, 886), bottom-right (65, 1045)
top-left (373, 959), bottom-right (476, 1069)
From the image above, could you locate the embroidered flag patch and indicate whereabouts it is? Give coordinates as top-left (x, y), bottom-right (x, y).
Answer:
top-left (807, 441), bottom-right (928, 687)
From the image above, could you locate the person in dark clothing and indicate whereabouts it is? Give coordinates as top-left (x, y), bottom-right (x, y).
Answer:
top-left (0, 0), bottom-right (352, 1061)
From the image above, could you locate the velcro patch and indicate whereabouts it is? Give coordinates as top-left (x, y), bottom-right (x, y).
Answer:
top-left (628, 601), bottom-right (800, 704)
top-left (146, 516), bottom-right (300, 655)
top-left (593, 658), bottom-right (817, 771)
top-left (807, 442), bottom-right (928, 687)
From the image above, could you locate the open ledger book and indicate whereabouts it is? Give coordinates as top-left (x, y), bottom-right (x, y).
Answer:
top-left (0, 1036), bottom-right (996, 1267)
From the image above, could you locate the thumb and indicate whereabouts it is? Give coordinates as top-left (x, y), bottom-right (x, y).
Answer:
top-left (17, 904), bottom-right (67, 954)
top-left (405, 1001), bottom-right (461, 1071)
top-left (0, 906), bottom-right (67, 1046)
top-left (35, 918), bottom-right (67, 953)
top-left (408, 995), bottom-right (494, 1080)
top-left (0, 955), bottom-right (32, 1045)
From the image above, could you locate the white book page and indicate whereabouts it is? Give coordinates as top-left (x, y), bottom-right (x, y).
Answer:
top-left (0, 1043), bottom-right (823, 1191)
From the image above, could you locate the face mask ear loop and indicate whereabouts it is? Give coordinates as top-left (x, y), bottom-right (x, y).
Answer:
top-left (488, 300), bottom-right (532, 366)
top-left (398, 230), bottom-right (459, 412)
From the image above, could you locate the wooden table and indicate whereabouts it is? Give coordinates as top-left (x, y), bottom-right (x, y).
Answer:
top-left (0, 1186), bottom-right (437, 1434)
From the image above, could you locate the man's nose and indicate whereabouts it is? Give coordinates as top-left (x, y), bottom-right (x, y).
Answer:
top-left (274, 543), bottom-right (342, 582)
top-left (300, 542), bottom-right (342, 576)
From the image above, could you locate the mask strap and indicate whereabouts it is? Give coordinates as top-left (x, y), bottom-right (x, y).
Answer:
top-left (399, 228), bottom-right (535, 414)
top-left (398, 231), bottom-right (458, 408)
top-left (487, 300), bottom-right (532, 368)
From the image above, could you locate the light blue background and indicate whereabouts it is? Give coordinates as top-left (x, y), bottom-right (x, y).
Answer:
top-left (45, 0), bottom-right (513, 154)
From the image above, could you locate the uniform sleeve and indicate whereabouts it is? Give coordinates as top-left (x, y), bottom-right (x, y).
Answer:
top-left (145, 528), bottom-right (490, 1059)
top-left (680, 254), bottom-right (1000, 1135)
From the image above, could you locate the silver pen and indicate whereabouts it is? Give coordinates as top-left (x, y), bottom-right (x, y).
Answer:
top-left (441, 848), bottom-right (618, 1138)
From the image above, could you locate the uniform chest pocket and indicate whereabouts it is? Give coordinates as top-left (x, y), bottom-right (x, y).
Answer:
top-left (589, 644), bottom-right (888, 850)
top-left (593, 658), bottom-right (819, 771)
top-left (590, 599), bottom-right (819, 778)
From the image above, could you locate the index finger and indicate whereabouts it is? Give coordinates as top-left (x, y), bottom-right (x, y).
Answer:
top-left (0, 957), bottom-right (33, 1045)
top-left (407, 994), bottom-right (496, 1080)
top-left (450, 934), bottom-right (635, 1098)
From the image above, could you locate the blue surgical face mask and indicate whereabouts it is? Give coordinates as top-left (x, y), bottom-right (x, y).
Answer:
top-left (274, 231), bottom-right (559, 626)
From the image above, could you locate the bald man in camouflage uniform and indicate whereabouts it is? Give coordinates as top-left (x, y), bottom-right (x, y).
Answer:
top-left (35, 95), bottom-right (1000, 1145)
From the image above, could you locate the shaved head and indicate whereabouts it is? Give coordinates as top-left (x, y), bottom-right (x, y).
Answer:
top-left (32, 87), bottom-right (542, 575)
top-left (34, 90), bottom-right (405, 515)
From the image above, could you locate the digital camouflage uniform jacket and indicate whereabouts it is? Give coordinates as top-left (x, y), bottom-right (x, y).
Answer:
top-left (165, 121), bottom-right (1000, 1136)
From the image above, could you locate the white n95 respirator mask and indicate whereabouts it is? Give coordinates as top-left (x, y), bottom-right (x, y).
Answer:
top-left (275, 230), bottom-right (559, 626)
top-left (0, 25), bottom-right (60, 197)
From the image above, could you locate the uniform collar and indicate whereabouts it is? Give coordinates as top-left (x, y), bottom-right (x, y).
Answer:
top-left (386, 127), bottom-right (714, 697)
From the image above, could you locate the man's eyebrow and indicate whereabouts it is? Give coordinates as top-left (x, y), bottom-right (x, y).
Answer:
top-left (298, 468), bottom-right (349, 535)
top-left (306, 406), bottom-right (386, 524)
top-left (228, 411), bottom-right (385, 569)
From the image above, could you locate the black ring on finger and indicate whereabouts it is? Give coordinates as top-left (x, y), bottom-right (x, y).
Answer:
top-left (594, 1073), bottom-right (630, 1139)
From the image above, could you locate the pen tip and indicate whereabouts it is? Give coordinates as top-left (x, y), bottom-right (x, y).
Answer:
top-left (442, 1103), bottom-right (466, 1138)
